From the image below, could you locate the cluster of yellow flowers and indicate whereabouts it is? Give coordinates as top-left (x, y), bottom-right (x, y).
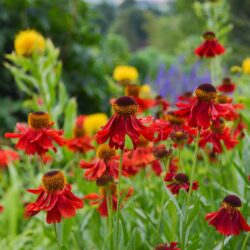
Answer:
top-left (14, 30), bottom-right (45, 56)
top-left (113, 65), bottom-right (139, 84)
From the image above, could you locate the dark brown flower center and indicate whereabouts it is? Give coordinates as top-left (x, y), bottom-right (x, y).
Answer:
top-left (97, 144), bottom-right (116, 161)
top-left (175, 173), bottom-right (189, 183)
top-left (74, 126), bottom-right (85, 138)
top-left (125, 84), bottom-right (140, 98)
top-left (96, 172), bottom-right (114, 186)
top-left (42, 170), bottom-right (66, 193)
top-left (153, 145), bottom-right (172, 159)
top-left (222, 77), bottom-right (231, 85)
top-left (165, 111), bottom-right (184, 125)
top-left (195, 83), bottom-right (217, 102)
top-left (171, 130), bottom-right (188, 144)
top-left (113, 96), bottom-right (138, 115)
top-left (217, 94), bottom-right (229, 104)
top-left (203, 31), bottom-right (216, 40)
top-left (223, 194), bottom-right (242, 208)
top-left (28, 111), bottom-right (50, 129)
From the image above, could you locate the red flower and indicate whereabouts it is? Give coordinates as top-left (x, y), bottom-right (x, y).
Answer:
top-left (84, 183), bottom-right (133, 217)
top-left (154, 242), bottom-right (180, 250)
top-left (217, 77), bottom-right (236, 94)
top-left (199, 119), bottom-right (238, 153)
top-left (234, 116), bottom-right (247, 139)
top-left (178, 91), bottom-right (193, 103)
top-left (155, 95), bottom-right (170, 113)
top-left (96, 96), bottom-right (155, 149)
top-left (80, 144), bottom-right (127, 180)
top-left (25, 170), bottom-right (83, 224)
top-left (0, 205), bottom-right (4, 213)
top-left (205, 195), bottom-right (250, 236)
top-left (176, 83), bottom-right (235, 129)
top-left (0, 149), bottom-right (19, 168)
top-left (195, 31), bottom-right (225, 58)
top-left (164, 172), bottom-right (198, 195)
top-left (5, 112), bottom-right (64, 156)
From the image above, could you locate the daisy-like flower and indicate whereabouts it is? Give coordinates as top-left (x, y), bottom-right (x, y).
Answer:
top-left (176, 83), bottom-right (235, 129)
top-left (113, 65), bottom-right (139, 85)
top-left (205, 194), bottom-right (250, 236)
top-left (80, 144), bottom-right (125, 180)
top-left (66, 121), bottom-right (93, 154)
top-left (84, 183), bottom-right (133, 217)
top-left (164, 173), bottom-right (198, 195)
top-left (5, 112), bottom-right (64, 156)
top-left (0, 149), bottom-right (19, 168)
top-left (199, 119), bottom-right (238, 153)
top-left (217, 77), bottom-right (236, 94)
top-left (194, 31), bottom-right (225, 58)
top-left (125, 84), bottom-right (155, 112)
top-left (25, 170), bottom-right (83, 224)
top-left (154, 242), bottom-right (180, 250)
top-left (96, 96), bottom-right (155, 149)
top-left (15, 29), bottom-right (45, 56)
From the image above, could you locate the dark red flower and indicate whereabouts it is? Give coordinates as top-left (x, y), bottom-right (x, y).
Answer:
top-left (0, 149), bottom-right (19, 168)
top-left (176, 83), bottom-right (235, 129)
top-left (217, 77), bottom-right (236, 93)
top-left (178, 91), bottom-right (193, 103)
top-left (233, 116), bottom-right (247, 139)
top-left (195, 31), bottom-right (225, 58)
top-left (199, 119), bottom-right (238, 153)
top-left (66, 123), bottom-right (93, 153)
top-left (80, 144), bottom-right (127, 180)
top-left (205, 194), bottom-right (250, 236)
top-left (125, 84), bottom-right (156, 112)
top-left (155, 95), bottom-right (170, 112)
top-left (164, 172), bottom-right (198, 195)
top-left (96, 96), bottom-right (155, 149)
top-left (154, 242), bottom-right (180, 250)
top-left (0, 205), bottom-right (4, 213)
top-left (25, 170), bottom-right (83, 224)
top-left (5, 112), bottom-right (64, 156)
top-left (84, 183), bottom-right (133, 217)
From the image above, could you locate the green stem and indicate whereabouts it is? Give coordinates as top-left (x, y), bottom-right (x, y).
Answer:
top-left (106, 186), bottom-right (113, 250)
top-left (115, 149), bottom-right (124, 250)
top-left (53, 223), bottom-right (61, 250)
top-left (241, 232), bottom-right (250, 250)
top-left (181, 129), bottom-right (201, 248)
top-left (220, 235), bottom-right (226, 250)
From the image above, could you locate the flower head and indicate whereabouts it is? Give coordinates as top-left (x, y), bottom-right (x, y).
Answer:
top-left (113, 65), bottom-right (139, 85)
top-left (154, 242), bottom-right (180, 250)
top-left (84, 183), bottom-right (133, 217)
top-left (176, 83), bottom-right (235, 129)
top-left (242, 58), bottom-right (250, 74)
top-left (205, 194), bottom-right (250, 235)
top-left (96, 96), bottom-right (155, 149)
top-left (0, 149), bottom-right (19, 168)
top-left (15, 30), bottom-right (45, 56)
top-left (164, 172), bottom-right (198, 195)
top-left (25, 170), bottom-right (83, 224)
top-left (195, 31), bottom-right (225, 58)
top-left (217, 77), bottom-right (236, 93)
top-left (5, 112), bottom-right (64, 156)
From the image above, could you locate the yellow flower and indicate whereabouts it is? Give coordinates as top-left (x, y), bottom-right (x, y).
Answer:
top-left (83, 113), bottom-right (108, 135)
top-left (242, 58), bottom-right (250, 74)
top-left (113, 65), bottom-right (139, 84)
top-left (230, 65), bottom-right (242, 73)
top-left (140, 84), bottom-right (152, 98)
top-left (14, 30), bottom-right (45, 56)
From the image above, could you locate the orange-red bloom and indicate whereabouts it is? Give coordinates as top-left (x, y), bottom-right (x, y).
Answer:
top-left (0, 149), bottom-right (19, 168)
top-left (195, 31), bottom-right (225, 58)
top-left (217, 77), bottom-right (236, 94)
top-left (176, 84), bottom-right (235, 129)
top-left (164, 172), bottom-right (198, 195)
top-left (84, 184), bottom-right (133, 217)
top-left (25, 170), bottom-right (83, 224)
top-left (5, 112), bottom-right (64, 156)
top-left (205, 195), bottom-right (250, 236)
top-left (199, 119), bottom-right (238, 153)
top-left (80, 144), bottom-right (127, 180)
top-left (154, 242), bottom-right (180, 250)
top-left (96, 96), bottom-right (155, 149)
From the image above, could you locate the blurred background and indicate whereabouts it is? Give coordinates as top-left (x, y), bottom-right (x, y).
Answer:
top-left (0, 0), bottom-right (249, 132)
